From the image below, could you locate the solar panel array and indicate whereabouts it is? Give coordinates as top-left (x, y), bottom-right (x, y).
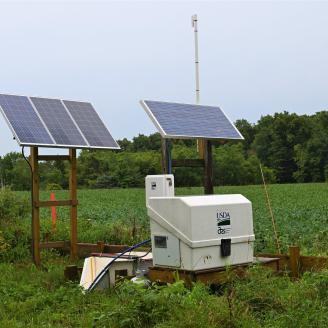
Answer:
top-left (141, 100), bottom-right (243, 140)
top-left (0, 93), bottom-right (120, 149)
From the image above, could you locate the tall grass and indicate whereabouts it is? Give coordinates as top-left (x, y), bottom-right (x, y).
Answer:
top-left (1, 262), bottom-right (328, 327)
top-left (1, 184), bottom-right (328, 327)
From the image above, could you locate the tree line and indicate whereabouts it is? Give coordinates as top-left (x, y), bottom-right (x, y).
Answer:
top-left (1, 110), bottom-right (328, 190)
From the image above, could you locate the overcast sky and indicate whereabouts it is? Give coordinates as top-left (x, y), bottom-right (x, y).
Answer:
top-left (0, 0), bottom-right (327, 155)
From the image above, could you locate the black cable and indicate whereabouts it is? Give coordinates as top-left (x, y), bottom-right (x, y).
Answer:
top-left (22, 146), bottom-right (32, 173)
top-left (125, 247), bottom-right (152, 259)
top-left (87, 238), bottom-right (151, 292)
top-left (97, 247), bottom-right (152, 260)
top-left (135, 248), bottom-right (152, 259)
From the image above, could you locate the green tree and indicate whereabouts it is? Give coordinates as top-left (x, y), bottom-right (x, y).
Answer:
top-left (294, 111), bottom-right (328, 182)
top-left (253, 112), bottom-right (310, 183)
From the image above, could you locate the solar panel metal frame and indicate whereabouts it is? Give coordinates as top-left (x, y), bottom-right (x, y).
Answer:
top-left (140, 100), bottom-right (244, 140)
top-left (0, 93), bottom-right (120, 150)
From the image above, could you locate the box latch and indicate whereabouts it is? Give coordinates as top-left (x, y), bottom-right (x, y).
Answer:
top-left (221, 238), bottom-right (231, 257)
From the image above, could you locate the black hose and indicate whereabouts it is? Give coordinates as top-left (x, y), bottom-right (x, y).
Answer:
top-left (87, 238), bottom-right (151, 292)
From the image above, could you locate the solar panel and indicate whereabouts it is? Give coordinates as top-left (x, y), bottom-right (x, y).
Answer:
top-left (141, 100), bottom-right (243, 140)
top-left (30, 97), bottom-right (87, 147)
top-left (0, 94), bottom-right (54, 146)
top-left (63, 100), bottom-right (119, 149)
top-left (0, 93), bottom-right (120, 150)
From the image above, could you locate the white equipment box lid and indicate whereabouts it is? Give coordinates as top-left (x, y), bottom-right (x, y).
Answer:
top-left (147, 194), bottom-right (254, 248)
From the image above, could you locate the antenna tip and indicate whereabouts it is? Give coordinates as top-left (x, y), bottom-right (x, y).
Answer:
top-left (191, 14), bottom-right (197, 26)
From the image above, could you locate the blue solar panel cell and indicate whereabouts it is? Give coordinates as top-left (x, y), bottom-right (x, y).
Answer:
top-left (0, 94), bottom-right (54, 145)
top-left (30, 97), bottom-right (87, 146)
top-left (63, 100), bottom-right (119, 149)
top-left (142, 100), bottom-right (243, 140)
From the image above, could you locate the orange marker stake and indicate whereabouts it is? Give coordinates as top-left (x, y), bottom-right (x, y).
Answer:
top-left (51, 192), bottom-right (57, 232)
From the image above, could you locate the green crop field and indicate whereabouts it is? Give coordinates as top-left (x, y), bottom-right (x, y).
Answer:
top-left (18, 182), bottom-right (328, 256)
top-left (1, 183), bottom-right (328, 327)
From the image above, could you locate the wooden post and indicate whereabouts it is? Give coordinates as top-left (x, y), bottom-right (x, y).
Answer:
top-left (31, 147), bottom-right (41, 266)
top-left (64, 265), bottom-right (79, 281)
top-left (204, 140), bottom-right (214, 194)
top-left (97, 241), bottom-right (105, 253)
top-left (69, 149), bottom-right (78, 260)
top-left (161, 138), bottom-right (171, 174)
top-left (289, 246), bottom-right (300, 279)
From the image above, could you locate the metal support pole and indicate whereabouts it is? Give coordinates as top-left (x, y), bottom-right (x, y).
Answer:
top-left (192, 14), bottom-right (200, 105)
top-left (192, 14), bottom-right (205, 159)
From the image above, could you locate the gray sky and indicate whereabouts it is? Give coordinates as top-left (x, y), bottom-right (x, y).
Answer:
top-left (0, 0), bottom-right (328, 155)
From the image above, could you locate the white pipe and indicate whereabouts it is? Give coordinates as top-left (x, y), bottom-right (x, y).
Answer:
top-left (192, 14), bottom-right (200, 104)
top-left (192, 14), bottom-right (204, 156)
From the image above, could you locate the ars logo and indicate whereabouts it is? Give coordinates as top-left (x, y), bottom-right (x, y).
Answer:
top-left (216, 211), bottom-right (231, 235)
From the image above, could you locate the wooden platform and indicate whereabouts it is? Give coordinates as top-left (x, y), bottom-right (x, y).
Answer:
top-left (148, 245), bottom-right (328, 285)
top-left (64, 245), bottom-right (328, 283)
top-left (148, 257), bottom-right (280, 285)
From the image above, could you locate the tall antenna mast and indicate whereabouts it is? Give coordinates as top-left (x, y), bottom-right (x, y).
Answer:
top-left (192, 14), bottom-right (200, 104)
top-left (191, 14), bottom-right (205, 157)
